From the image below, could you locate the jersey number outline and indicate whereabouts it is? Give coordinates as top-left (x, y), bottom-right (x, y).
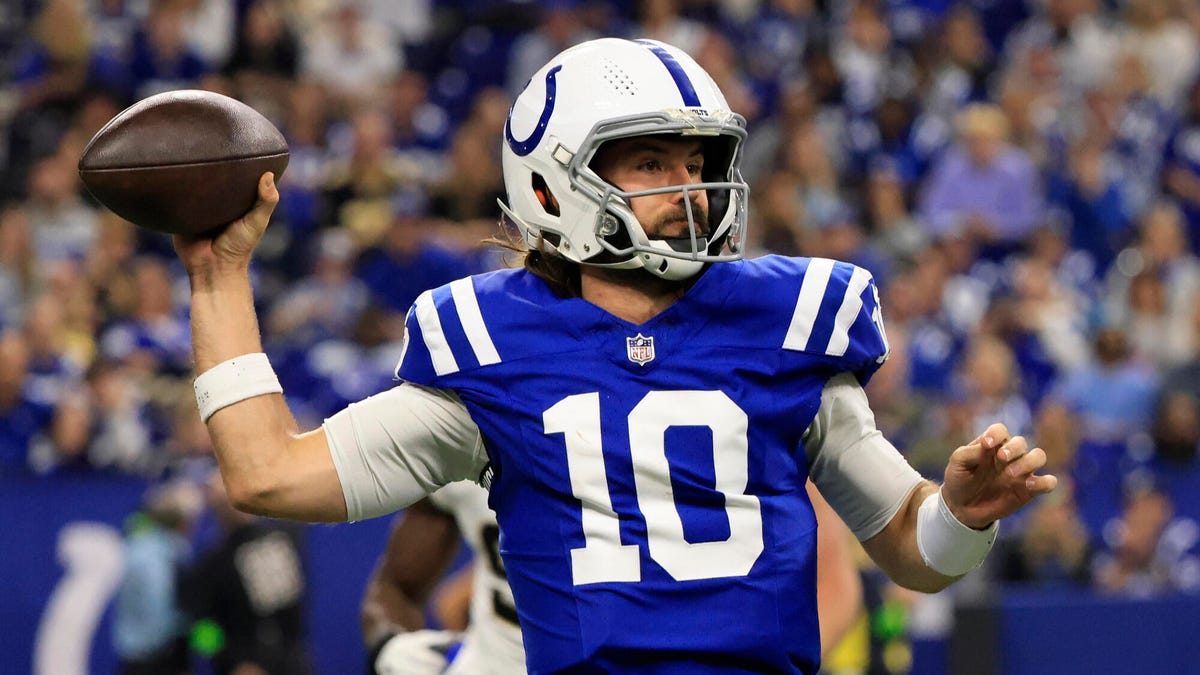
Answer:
top-left (544, 390), bottom-right (764, 585)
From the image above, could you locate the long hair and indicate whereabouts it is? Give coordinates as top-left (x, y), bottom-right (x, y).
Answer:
top-left (486, 219), bottom-right (581, 298)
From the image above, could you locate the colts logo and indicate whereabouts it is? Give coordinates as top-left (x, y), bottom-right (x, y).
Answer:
top-left (626, 333), bottom-right (655, 366)
top-left (505, 65), bottom-right (562, 157)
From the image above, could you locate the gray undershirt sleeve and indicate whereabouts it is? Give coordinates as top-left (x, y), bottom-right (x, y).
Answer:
top-left (323, 383), bottom-right (488, 522)
top-left (805, 372), bottom-right (924, 541)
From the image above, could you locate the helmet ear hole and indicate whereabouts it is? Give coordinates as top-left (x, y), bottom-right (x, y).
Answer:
top-left (531, 173), bottom-right (560, 216)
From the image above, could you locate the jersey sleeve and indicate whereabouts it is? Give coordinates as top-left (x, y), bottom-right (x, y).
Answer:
top-left (324, 383), bottom-right (489, 521)
top-left (780, 258), bottom-right (891, 385)
top-left (394, 291), bottom-right (443, 387)
top-left (394, 281), bottom-right (505, 387)
top-left (804, 372), bottom-right (924, 540)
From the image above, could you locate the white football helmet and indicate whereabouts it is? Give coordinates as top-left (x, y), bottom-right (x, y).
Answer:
top-left (500, 38), bottom-right (750, 281)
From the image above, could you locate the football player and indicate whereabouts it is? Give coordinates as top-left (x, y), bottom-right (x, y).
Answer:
top-left (176, 38), bottom-right (1056, 674)
top-left (360, 483), bottom-right (525, 675)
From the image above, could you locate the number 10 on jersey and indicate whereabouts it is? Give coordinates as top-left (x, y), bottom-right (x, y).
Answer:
top-left (544, 390), bottom-right (765, 585)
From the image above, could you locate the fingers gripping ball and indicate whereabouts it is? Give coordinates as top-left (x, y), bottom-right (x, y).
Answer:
top-left (78, 89), bottom-right (289, 236)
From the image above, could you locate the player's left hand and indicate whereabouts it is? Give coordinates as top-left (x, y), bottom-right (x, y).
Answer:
top-left (940, 423), bottom-right (1058, 530)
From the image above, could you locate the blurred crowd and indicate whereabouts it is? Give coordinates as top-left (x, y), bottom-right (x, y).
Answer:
top-left (4, 0), bottom-right (1200, 650)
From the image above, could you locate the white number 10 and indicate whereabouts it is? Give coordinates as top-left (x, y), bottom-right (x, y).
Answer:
top-left (544, 391), bottom-right (764, 585)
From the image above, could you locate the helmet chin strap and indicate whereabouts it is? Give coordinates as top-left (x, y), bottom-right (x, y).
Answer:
top-left (635, 239), bottom-right (706, 280)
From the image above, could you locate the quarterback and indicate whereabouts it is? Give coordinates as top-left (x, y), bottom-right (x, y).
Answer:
top-left (176, 38), bottom-right (1056, 674)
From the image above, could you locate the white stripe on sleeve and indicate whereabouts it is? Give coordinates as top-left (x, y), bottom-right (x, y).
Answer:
top-left (783, 257), bottom-right (835, 351)
top-left (414, 290), bottom-right (459, 376)
top-left (450, 278), bottom-right (501, 366)
top-left (825, 266), bottom-right (872, 357)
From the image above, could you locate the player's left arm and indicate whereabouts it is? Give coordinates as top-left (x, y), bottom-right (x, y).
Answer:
top-left (807, 375), bottom-right (1056, 592)
top-left (863, 424), bottom-right (1057, 591)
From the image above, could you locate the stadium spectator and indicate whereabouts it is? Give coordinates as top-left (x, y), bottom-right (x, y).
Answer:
top-left (1000, 254), bottom-right (1090, 402)
top-left (1047, 138), bottom-right (1132, 274)
top-left (958, 334), bottom-right (1032, 439)
top-left (10, 0), bottom-right (95, 116)
top-left (1163, 78), bottom-right (1200, 250)
top-left (87, 0), bottom-right (147, 62)
top-left (635, 0), bottom-right (708, 56)
top-left (24, 154), bottom-right (98, 265)
top-left (0, 331), bottom-right (58, 473)
top-left (1123, 270), bottom-right (1191, 369)
top-left (353, 214), bottom-right (484, 317)
top-left (177, 0), bottom-right (236, 70)
top-left (918, 103), bottom-right (1042, 254)
top-left (1118, 0), bottom-right (1199, 108)
top-left (98, 256), bottom-right (192, 377)
top-left (1159, 293), bottom-right (1200, 413)
top-left (923, 5), bottom-right (994, 127)
top-left (300, 0), bottom-right (401, 110)
top-left (265, 228), bottom-right (368, 347)
top-left (1003, 0), bottom-right (1120, 97)
top-left (112, 479), bottom-right (204, 675)
top-left (320, 106), bottom-right (416, 245)
top-left (425, 88), bottom-right (509, 222)
top-left (1103, 201), bottom-right (1200, 360)
top-left (1052, 327), bottom-right (1159, 446)
top-left (1094, 481), bottom-right (1200, 596)
top-left (832, 0), bottom-right (915, 115)
top-left (862, 161), bottom-right (926, 263)
top-left (80, 358), bottom-right (157, 474)
top-left (222, 0), bottom-right (301, 118)
top-left (126, 1), bottom-right (211, 100)
top-left (506, 0), bottom-right (599, 96)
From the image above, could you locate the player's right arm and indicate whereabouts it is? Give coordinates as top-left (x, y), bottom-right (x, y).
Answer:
top-left (174, 172), bottom-right (345, 520)
top-left (174, 173), bottom-right (486, 522)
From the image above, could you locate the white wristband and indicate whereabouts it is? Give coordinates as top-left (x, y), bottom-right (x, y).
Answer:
top-left (916, 489), bottom-right (999, 577)
top-left (193, 352), bottom-right (283, 423)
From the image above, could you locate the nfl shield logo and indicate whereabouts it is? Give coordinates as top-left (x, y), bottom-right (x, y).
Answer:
top-left (626, 333), bottom-right (655, 365)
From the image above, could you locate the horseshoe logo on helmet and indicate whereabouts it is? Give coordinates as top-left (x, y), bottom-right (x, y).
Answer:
top-left (505, 65), bottom-right (562, 157)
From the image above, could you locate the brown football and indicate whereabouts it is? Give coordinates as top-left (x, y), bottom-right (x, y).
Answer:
top-left (78, 89), bottom-right (289, 236)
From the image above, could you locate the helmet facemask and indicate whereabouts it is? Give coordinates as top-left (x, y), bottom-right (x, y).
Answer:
top-left (566, 111), bottom-right (749, 280)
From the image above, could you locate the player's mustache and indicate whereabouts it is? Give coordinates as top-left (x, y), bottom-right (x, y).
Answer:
top-left (653, 203), bottom-right (709, 237)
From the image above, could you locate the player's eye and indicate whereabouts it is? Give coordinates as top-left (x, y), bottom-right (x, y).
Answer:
top-left (639, 159), bottom-right (662, 172)
top-left (687, 162), bottom-right (702, 175)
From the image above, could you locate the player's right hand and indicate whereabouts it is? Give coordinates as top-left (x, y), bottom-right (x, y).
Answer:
top-left (174, 171), bottom-right (279, 276)
top-left (373, 629), bottom-right (460, 675)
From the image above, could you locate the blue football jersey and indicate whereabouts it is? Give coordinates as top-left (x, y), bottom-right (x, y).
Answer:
top-left (395, 255), bottom-right (889, 674)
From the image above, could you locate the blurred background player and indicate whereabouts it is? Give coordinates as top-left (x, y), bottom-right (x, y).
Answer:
top-left (361, 481), bottom-right (525, 675)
